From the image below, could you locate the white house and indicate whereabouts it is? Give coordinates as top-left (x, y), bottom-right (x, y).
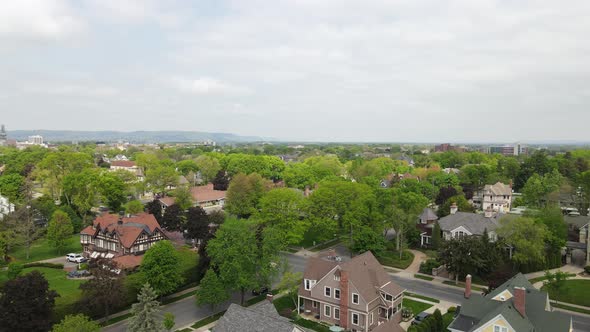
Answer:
top-left (473, 182), bottom-right (513, 212)
top-left (0, 193), bottom-right (15, 220)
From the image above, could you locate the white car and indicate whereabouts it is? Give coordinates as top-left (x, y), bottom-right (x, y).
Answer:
top-left (66, 253), bottom-right (86, 263)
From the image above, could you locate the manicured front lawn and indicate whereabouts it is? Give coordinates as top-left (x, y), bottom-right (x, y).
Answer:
top-left (542, 280), bottom-right (590, 307)
top-left (404, 292), bottom-right (440, 303)
top-left (403, 298), bottom-right (433, 316)
top-left (529, 273), bottom-right (576, 284)
top-left (414, 274), bottom-right (434, 281)
top-left (274, 295), bottom-right (296, 318)
top-left (443, 312), bottom-right (455, 329)
top-left (292, 317), bottom-right (332, 332)
top-left (377, 250), bottom-right (414, 269)
top-left (9, 235), bottom-right (81, 263)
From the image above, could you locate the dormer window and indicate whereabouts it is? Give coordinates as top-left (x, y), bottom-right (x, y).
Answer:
top-left (334, 275), bottom-right (340, 281)
top-left (304, 279), bottom-right (316, 291)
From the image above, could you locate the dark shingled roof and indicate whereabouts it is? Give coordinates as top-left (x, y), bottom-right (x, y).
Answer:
top-left (215, 301), bottom-right (306, 332)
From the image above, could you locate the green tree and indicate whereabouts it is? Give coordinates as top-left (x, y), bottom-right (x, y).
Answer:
top-left (522, 169), bottom-right (562, 207)
top-left (351, 226), bottom-right (386, 255)
top-left (392, 191), bottom-right (429, 256)
top-left (304, 155), bottom-right (344, 180)
top-left (97, 172), bottom-right (128, 212)
top-left (278, 271), bottom-right (303, 308)
top-left (0, 271), bottom-right (58, 332)
top-left (195, 269), bottom-right (230, 309)
top-left (176, 159), bottom-right (199, 176)
top-left (52, 314), bottom-right (100, 332)
top-left (62, 169), bottom-right (99, 218)
top-left (172, 186), bottom-right (193, 211)
top-left (36, 151), bottom-right (94, 199)
top-left (431, 222), bottom-right (442, 250)
top-left (438, 195), bottom-right (473, 218)
top-left (127, 283), bottom-right (162, 332)
top-left (257, 188), bottom-right (309, 245)
top-left (0, 173), bottom-right (25, 203)
top-left (163, 312), bottom-right (175, 332)
top-left (543, 270), bottom-right (571, 294)
top-left (195, 155), bottom-right (221, 184)
top-left (497, 216), bottom-right (548, 268)
top-left (125, 200), bottom-right (145, 214)
top-left (47, 210), bottom-right (74, 254)
top-left (7, 262), bottom-right (23, 280)
top-left (432, 309), bottom-right (443, 332)
top-left (141, 241), bottom-right (183, 298)
top-left (225, 173), bottom-right (268, 218)
top-left (146, 165), bottom-right (178, 194)
top-left (283, 163), bottom-right (317, 189)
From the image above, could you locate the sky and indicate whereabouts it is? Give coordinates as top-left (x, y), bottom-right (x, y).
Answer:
top-left (1, 0), bottom-right (589, 143)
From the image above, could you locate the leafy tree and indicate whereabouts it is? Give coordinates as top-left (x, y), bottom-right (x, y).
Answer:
top-left (184, 206), bottom-right (210, 243)
top-left (78, 259), bottom-right (125, 321)
top-left (195, 269), bottom-right (230, 309)
top-left (62, 169), bottom-right (99, 218)
top-left (225, 173), bottom-right (269, 218)
top-left (433, 309), bottom-right (443, 332)
top-left (6, 201), bottom-right (43, 260)
top-left (303, 155), bottom-right (344, 180)
top-left (212, 170), bottom-right (230, 190)
top-left (125, 200), bottom-right (145, 214)
top-left (172, 186), bottom-right (193, 211)
top-left (36, 151), bottom-right (94, 199)
top-left (283, 163), bottom-right (317, 189)
top-left (127, 283), bottom-right (162, 332)
top-left (351, 226), bottom-right (386, 255)
top-left (146, 200), bottom-right (163, 222)
top-left (257, 188), bottom-right (308, 245)
top-left (515, 150), bottom-right (554, 190)
top-left (496, 156), bottom-right (521, 181)
top-left (391, 191), bottom-right (429, 256)
top-left (522, 170), bottom-right (562, 207)
top-left (195, 155), bottom-right (222, 184)
top-left (543, 270), bottom-right (571, 294)
top-left (278, 271), bottom-right (303, 308)
top-left (438, 195), bottom-right (473, 218)
top-left (497, 217), bottom-right (548, 268)
top-left (0, 271), bottom-right (58, 332)
top-left (439, 237), bottom-right (499, 284)
top-left (161, 204), bottom-right (183, 232)
top-left (47, 210), bottom-right (74, 254)
top-left (176, 159), bottom-right (199, 176)
top-left (52, 314), bottom-right (100, 332)
top-left (431, 222), bottom-right (442, 249)
top-left (0, 173), bottom-right (25, 202)
top-left (7, 262), bottom-right (23, 279)
top-left (141, 241), bottom-right (183, 298)
top-left (97, 172), bottom-right (128, 212)
top-left (146, 165), bottom-right (178, 194)
top-left (163, 312), bottom-right (175, 332)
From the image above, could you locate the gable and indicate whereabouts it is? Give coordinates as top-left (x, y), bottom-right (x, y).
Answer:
top-left (491, 290), bottom-right (513, 302)
top-left (474, 314), bottom-right (515, 332)
top-left (450, 226), bottom-right (472, 235)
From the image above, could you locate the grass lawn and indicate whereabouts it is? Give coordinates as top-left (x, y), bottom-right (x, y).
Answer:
top-left (414, 274), bottom-right (434, 281)
top-left (443, 312), bottom-right (455, 329)
top-left (191, 311), bottom-right (225, 329)
top-left (529, 273), bottom-right (576, 284)
top-left (9, 235), bottom-right (81, 263)
top-left (292, 317), bottom-right (332, 332)
top-left (404, 292), bottom-right (440, 303)
top-left (542, 280), bottom-right (590, 307)
top-left (274, 295), bottom-right (296, 318)
top-left (442, 280), bottom-right (486, 292)
top-left (552, 302), bottom-right (590, 315)
top-left (403, 298), bottom-right (433, 316)
top-left (377, 250), bottom-right (414, 269)
top-left (0, 267), bottom-right (85, 320)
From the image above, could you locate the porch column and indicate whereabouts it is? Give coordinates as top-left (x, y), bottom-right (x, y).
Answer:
top-left (297, 296), bottom-right (301, 315)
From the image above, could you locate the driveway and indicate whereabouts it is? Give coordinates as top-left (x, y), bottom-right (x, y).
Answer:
top-left (406, 249), bottom-right (428, 274)
top-left (40, 255), bottom-right (81, 269)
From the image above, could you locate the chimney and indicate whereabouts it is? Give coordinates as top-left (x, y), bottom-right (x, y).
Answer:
top-left (464, 274), bottom-right (472, 298)
top-left (450, 203), bottom-right (458, 215)
top-left (339, 270), bottom-right (349, 329)
top-left (118, 211), bottom-right (124, 225)
top-left (266, 293), bottom-right (274, 303)
top-left (484, 206), bottom-right (493, 218)
top-left (514, 287), bottom-right (526, 317)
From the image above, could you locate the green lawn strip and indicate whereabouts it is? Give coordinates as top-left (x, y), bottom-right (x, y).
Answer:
top-left (542, 280), bottom-right (590, 307)
top-left (162, 289), bottom-right (197, 305)
top-left (175, 329), bottom-right (193, 332)
top-left (191, 311), bottom-right (226, 329)
top-left (414, 274), bottom-right (435, 281)
top-left (528, 273), bottom-right (576, 284)
top-left (404, 292), bottom-right (440, 303)
top-left (100, 313), bottom-right (133, 327)
top-left (9, 235), bottom-right (81, 263)
top-left (310, 238), bottom-right (341, 252)
top-left (245, 289), bottom-right (280, 307)
top-left (292, 317), bottom-right (332, 332)
top-left (552, 302), bottom-right (590, 315)
top-left (442, 312), bottom-right (455, 329)
top-left (376, 250), bottom-right (415, 269)
top-left (442, 280), bottom-right (486, 292)
top-left (403, 298), bottom-right (433, 315)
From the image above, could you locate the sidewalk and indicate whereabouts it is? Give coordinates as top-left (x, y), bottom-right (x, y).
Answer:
top-left (524, 264), bottom-right (583, 279)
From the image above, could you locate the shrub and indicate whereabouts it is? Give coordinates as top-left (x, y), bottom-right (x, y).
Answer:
top-left (7, 262), bottom-right (24, 279)
top-left (24, 262), bottom-right (64, 269)
top-left (584, 266), bottom-right (590, 274)
top-left (419, 259), bottom-right (440, 275)
top-left (447, 306), bottom-right (457, 313)
top-left (79, 263), bottom-right (89, 271)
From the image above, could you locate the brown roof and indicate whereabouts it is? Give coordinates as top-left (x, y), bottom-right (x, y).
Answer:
top-left (159, 196), bottom-right (176, 206)
top-left (81, 225), bottom-right (94, 235)
top-left (90, 213), bottom-right (164, 248)
top-left (190, 184), bottom-right (226, 203)
top-left (113, 255), bottom-right (143, 269)
top-left (300, 251), bottom-right (404, 303)
top-left (372, 319), bottom-right (404, 332)
top-left (110, 160), bottom-right (136, 167)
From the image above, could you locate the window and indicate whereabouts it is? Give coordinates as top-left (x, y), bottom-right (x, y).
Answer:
top-left (493, 326), bottom-right (507, 332)
top-left (334, 289), bottom-right (340, 299)
top-left (324, 305), bottom-right (331, 317)
top-left (370, 312), bottom-right (373, 325)
top-left (312, 301), bottom-right (318, 308)
top-left (334, 275), bottom-right (340, 281)
top-left (352, 293), bottom-right (359, 304)
top-left (334, 308), bottom-right (340, 320)
top-left (305, 279), bottom-right (311, 290)
top-left (325, 287), bottom-right (331, 297)
top-left (352, 313), bottom-right (359, 325)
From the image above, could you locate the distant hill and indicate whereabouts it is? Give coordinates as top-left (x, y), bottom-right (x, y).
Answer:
top-left (8, 130), bottom-right (265, 143)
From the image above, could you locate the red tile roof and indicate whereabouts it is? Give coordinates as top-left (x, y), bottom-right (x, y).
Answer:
top-left (91, 212), bottom-right (164, 248)
top-left (190, 184), bottom-right (226, 203)
top-left (110, 160), bottom-right (136, 167)
top-left (81, 225), bottom-right (94, 235)
top-left (159, 197), bottom-right (176, 206)
top-left (113, 255), bottom-right (143, 269)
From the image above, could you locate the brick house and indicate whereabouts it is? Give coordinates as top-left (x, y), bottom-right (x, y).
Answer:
top-left (298, 251), bottom-right (405, 332)
top-left (80, 212), bottom-right (166, 267)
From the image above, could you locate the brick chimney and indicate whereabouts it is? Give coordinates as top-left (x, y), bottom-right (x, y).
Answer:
top-left (514, 287), bottom-right (526, 317)
top-left (464, 274), bottom-right (472, 299)
top-left (266, 293), bottom-right (274, 303)
top-left (484, 206), bottom-right (493, 218)
top-left (450, 203), bottom-right (458, 215)
top-left (339, 270), bottom-right (349, 329)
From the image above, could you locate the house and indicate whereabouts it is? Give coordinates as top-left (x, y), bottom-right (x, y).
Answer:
top-left (472, 182), bottom-right (513, 212)
top-left (448, 274), bottom-right (572, 332)
top-left (417, 208), bottom-right (438, 247)
top-left (396, 155), bottom-right (415, 167)
top-left (109, 160), bottom-right (144, 181)
top-left (159, 183), bottom-right (226, 213)
top-left (438, 204), bottom-right (506, 242)
top-left (80, 212), bottom-right (166, 268)
top-left (215, 296), bottom-right (307, 332)
top-left (298, 251), bottom-right (405, 332)
top-left (0, 193), bottom-right (15, 220)
top-left (380, 173), bottom-right (419, 188)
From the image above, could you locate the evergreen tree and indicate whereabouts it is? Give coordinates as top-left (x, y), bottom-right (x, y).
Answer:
top-left (212, 170), bottom-right (230, 191)
top-left (127, 283), bottom-right (162, 332)
top-left (146, 200), bottom-right (163, 223)
top-left (161, 204), bottom-right (183, 232)
top-left (433, 309), bottom-right (443, 332)
top-left (431, 222), bottom-right (441, 249)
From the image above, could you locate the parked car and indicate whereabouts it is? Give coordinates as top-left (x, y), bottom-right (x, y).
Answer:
top-left (66, 253), bottom-right (87, 263)
top-left (411, 312), bottom-right (431, 325)
top-left (251, 286), bottom-right (269, 296)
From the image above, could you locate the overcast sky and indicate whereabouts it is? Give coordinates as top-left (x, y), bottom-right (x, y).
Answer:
top-left (1, 0), bottom-right (589, 142)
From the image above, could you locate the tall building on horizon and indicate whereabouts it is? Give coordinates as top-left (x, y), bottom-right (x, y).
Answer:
top-left (0, 124), bottom-right (7, 146)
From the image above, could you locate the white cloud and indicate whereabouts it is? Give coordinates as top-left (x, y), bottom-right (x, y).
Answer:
top-left (171, 77), bottom-right (250, 96)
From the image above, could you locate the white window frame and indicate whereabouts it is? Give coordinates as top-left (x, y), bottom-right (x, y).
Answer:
top-left (334, 288), bottom-right (340, 299)
top-left (334, 308), bottom-right (340, 320)
top-left (324, 305), bottom-right (331, 318)
top-left (493, 326), bottom-right (507, 332)
top-left (352, 312), bottom-right (359, 326)
top-left (304, 279), bottom-right (315, 290)
top-left (312, 301), bottom-right (318, 308)
top-left (325, 286), bottom-right (331, 297)
top-left (352, 293), bottom-right (359, 304)
top-left (334, 275), bottom-right (340, 281)
top-left (370, 312), bottom-right (373, 325)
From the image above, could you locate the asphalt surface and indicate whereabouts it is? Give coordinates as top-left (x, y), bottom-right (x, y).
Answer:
top-left (103, 253), bottom-right (590, 332)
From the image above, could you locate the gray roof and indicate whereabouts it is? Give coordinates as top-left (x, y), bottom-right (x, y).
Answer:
top-left (215, 301), bottom-right (302, 332)
top-left (564, 215), bottom-right (590, 228)
top-left (449, 273), bottom-right (571, 332)
top-left (438, 212), bottom-right (503, 235)
top-left (483, 182), bottom-right (512, 196)
top-left (419, 208), bottom-right (438, 223)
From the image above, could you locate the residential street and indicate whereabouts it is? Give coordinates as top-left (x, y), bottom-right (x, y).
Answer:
top-left (102, 253), bottom-right (590, 332)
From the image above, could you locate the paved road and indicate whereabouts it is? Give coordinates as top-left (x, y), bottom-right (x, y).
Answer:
top-left (103, 253), bottom-right (590, 332)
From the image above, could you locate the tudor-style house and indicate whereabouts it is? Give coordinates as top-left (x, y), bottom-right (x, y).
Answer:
top-left (80, 212), bottom-right (166, 263)
top-left (298, 251), bottom-right (405, 332)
